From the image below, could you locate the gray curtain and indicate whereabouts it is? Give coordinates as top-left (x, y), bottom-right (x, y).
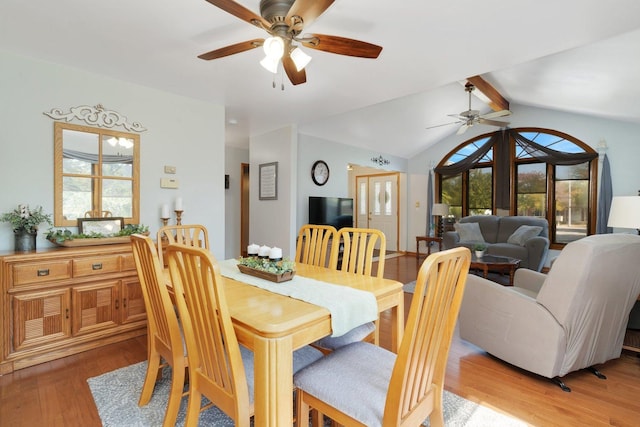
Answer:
top-left (426, 168), bottom-right (433, 235)
top-left (596, 153), bottom-right (613, 234)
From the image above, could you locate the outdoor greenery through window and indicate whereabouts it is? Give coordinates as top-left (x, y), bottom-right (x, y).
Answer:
top-left (436, 128), bottom-right (597, 248)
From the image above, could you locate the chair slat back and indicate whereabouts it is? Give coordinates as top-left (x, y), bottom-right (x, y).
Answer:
top-left (384, 247), bottom-right (470, 426)
top-left (333, 227), bottom-right (386, 278)
top-left (130, 234), bottom-right (183, 362)
top-left (167, 244), bottom-right (251, 425)
top-left (295, 224), bottom-right (337, 267)
top-left (157, 224), bottom-right (209, 266)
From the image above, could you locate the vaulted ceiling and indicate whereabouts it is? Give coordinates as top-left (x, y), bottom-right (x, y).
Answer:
top-left (2, 0), bottom-right (640, 158)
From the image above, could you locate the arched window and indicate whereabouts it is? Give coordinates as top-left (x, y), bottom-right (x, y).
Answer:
top-left (436, 128), bottom-right (598, 249)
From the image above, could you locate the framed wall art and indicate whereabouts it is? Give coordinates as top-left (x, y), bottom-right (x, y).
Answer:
top-left (78, 217), bottom-right (124, 235)
top-left (259, 162), bottom-right (278, 200)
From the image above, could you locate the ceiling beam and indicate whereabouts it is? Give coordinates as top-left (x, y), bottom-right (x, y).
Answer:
top-left (467, 75), bottom-right (510, 112)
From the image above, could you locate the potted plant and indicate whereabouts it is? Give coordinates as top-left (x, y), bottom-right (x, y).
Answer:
top-left (473, 243), bottom-right (487, 258)
top-left (1, 204), bottom-right (53, 252)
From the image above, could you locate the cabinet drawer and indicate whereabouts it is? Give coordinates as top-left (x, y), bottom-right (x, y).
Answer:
top-left (120, 253), bottom-right (137, 271)
top-left (73, 255), bottom-right (120, 277)
top-left (13, 261), bottom-right (73, 286)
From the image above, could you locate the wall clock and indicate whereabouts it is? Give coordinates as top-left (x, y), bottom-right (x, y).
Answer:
top-left (311, 160), bottom-right (330, 186)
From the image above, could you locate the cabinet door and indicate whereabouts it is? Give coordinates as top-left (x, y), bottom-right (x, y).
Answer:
top-left (13, 289), bottom-right (71, 351)
top-left (71, 281), bottom-right (119, 335)
top-left (120, 277), bottom-right (146, 324)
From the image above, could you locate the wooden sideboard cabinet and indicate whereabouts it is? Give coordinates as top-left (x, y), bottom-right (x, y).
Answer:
top-left (0, 244), bottom-right (147, 374)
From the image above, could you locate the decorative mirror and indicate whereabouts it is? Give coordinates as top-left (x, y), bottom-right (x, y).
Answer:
top-left (53, 122), bottom-right (140, 227)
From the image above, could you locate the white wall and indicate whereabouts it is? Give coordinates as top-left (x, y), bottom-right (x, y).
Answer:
top-left (249, 126), bottom-right (298, 257)
top-left (0, 51), bottom-right (226, 258)
top-left (407, 103), bottom-right (640, 250)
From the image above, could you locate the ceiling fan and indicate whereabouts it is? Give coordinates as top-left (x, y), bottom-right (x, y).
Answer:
top-left (197, 0), bottom-right (383, 86)
top-left (427, 83), bottom-right (511, 135)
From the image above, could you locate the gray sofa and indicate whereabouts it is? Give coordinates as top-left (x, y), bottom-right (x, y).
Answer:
top-left (443, 215), bottom-right (550, 271)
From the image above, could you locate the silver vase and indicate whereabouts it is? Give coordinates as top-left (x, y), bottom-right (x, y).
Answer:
top-left (15, 231), bottom-right (37, 252)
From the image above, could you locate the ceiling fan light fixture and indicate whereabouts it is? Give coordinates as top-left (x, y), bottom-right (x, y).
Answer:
top-left (260, 55), bottom-right (280, 73)
top-left (262, 36), bottom-right (285, 60)
top-left (290, 47), bottom-right (312, 71)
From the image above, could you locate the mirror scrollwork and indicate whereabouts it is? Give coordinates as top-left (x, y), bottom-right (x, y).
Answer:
top-left (53, 122), bottom-right (140, 227)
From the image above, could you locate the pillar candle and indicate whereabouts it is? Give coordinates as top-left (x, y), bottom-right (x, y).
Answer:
top-left (175, 197), bottom-right (183, 210)
top-left (269, 247), bottom-right (282, 260)
top-left (258, 245), bottom-right (271, 257)
top-left (247, 243), bottom-right (260, 255)
top-left (161, 204), bottom-right (170, 218)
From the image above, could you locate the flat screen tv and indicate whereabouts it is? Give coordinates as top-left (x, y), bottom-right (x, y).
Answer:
top-left (308, 196), bottom-right (353, 230)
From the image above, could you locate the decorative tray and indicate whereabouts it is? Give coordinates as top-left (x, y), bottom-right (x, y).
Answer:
top-left (237, 264), bottom-right (295, 283)
top-left (49, 236), bottom-right (132, 247)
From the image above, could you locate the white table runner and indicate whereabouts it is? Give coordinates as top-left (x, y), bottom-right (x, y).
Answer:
top-left (218, 259), bottom-right (378, 337)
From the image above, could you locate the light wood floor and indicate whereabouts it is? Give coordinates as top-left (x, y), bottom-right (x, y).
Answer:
top-left (1, 255), bottom-right (639, 426)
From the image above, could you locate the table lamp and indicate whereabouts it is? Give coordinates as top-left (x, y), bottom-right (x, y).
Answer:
top-left (432, 203), bottom-right (450, 237)
top-left (607, 196), bottom-right (640, 234)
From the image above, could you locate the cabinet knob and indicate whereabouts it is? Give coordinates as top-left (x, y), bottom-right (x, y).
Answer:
top-left (92, 263), bottom-right (103, 270)
top-left (37, 269), bottom-right (50, 276)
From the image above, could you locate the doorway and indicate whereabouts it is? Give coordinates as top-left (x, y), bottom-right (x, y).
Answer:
top-left (240, 163), bottom-right (249, 257)
top-left (354, 172), bottom-right (399, 251)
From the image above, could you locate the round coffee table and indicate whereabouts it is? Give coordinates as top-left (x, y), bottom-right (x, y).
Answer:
top-left (469, 254), bottom-right (521, 286)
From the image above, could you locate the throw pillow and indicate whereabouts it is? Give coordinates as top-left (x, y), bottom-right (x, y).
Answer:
top-left (507, 225), bottom-right (543, 246)
top-left (454, 222), bottom-right (485, 243)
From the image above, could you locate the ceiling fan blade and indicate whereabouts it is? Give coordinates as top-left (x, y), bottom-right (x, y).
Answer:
top-left (204, 0), bottom-right (270, 28)
top-left (426, 121), bottom-right (461, 130)
top-left (481, 109), bottom-right (511, 119)
top-left (282, 55), bottom-right (307, 85)
top-left (301, 34), bottom-right (382, 58)
top-left (198, 39), bottom-right (263, 60)
top-left (456, 124), bottom-right (470, 135)
top-left (478, 118), bottom-right (510, 127)
top-left (286, 0), bottom-right (335, 30)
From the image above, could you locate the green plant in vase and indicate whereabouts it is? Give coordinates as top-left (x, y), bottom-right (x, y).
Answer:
top-left (1, 205), bottom-right (53, 251)
top-left (473, 243), bottom-right (487, 258)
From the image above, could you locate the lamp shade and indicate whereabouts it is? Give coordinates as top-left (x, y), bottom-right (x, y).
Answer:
top-left (432, 203), bottom-right (449, 217)
top-left (290, 47), bottom-right (311, 71)
top-left (607, 196), bottom-right (640, 230)
top-left (262, 36), bottom-right (284, 59)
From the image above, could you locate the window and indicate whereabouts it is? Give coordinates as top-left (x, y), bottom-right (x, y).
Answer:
top-left (436, 128), bottom-right (597, 248)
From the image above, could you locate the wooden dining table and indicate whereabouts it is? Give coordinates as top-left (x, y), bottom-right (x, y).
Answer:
top-left (220, 262), bottom-right (404, 427)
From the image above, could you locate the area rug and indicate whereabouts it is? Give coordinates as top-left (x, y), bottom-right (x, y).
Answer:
top-left (88, 361), bottom-right (527, 426)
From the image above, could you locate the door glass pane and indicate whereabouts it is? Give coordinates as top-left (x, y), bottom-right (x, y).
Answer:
top-left (373, 182), bottom-right (381, 215)
top-left (384, 181), bottom-right (392, 215)
top-left (359, 182), bottom-right (367, 215)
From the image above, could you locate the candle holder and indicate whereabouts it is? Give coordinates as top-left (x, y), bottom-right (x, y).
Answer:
top-left (160, 217), bottom-right (170, 242)
top-left (175, 210), bottom-right (183, 226)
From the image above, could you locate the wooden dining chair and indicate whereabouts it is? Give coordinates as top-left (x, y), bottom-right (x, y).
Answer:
top-left (295, 224), bottom-right (337, 267)
top-left (166, 244), bottom-right (323, 427)
top-left (157, 224), bottom-right (209, 266)
top-left (314, 227), bottom-right (387, 353)
top-left (331, 227), bottom-right (386, 278)
top-left (294, 247), bottom-right (471, 427)
top-left (130, 234), bottom-right (187, 427)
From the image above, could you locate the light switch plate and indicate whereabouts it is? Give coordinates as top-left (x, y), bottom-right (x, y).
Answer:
top-left (160, 178), bottom-right (179, 189)
top-left (164, 165), bottom-right (176, 174)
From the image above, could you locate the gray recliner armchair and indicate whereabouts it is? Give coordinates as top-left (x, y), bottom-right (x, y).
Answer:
top-left (458, 233), bottom-right (640, 391)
